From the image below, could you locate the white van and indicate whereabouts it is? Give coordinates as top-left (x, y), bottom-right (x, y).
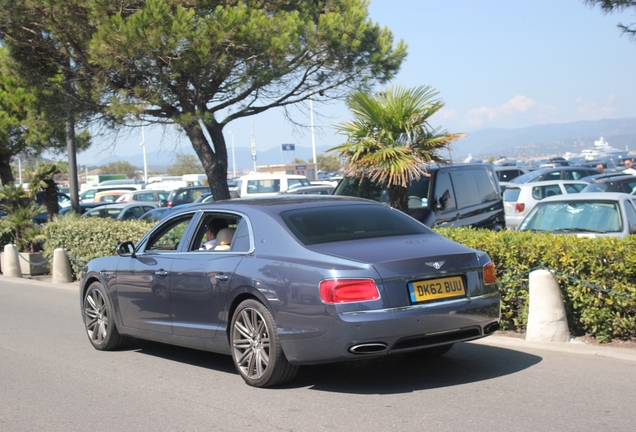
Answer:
top-left (233, 174), bottom-right (311, 198)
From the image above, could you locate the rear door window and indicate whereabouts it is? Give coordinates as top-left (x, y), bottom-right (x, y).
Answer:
top-left (434, 171), bottom-right (457, 211)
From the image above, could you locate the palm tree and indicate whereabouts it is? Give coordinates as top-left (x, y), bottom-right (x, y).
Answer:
top-left (330, 85), bottom-right (465, 212)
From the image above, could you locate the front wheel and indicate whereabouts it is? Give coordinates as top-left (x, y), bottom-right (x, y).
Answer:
top-left (83, 282), bottom-right (129, 351)
top-left (230, 299), bottom-right (299, 387)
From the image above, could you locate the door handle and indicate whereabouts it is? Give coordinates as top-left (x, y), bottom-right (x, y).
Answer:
top-left (155, 269), bottom-right (168, 278)
top-left (215, 273), bottom-right (229, 281)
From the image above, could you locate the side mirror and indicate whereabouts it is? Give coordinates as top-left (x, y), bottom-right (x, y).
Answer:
top-left (631, 224), bottom-right (636, 234)
top-left (116, 241), bottom-right (136, 257)
top-left (159, 199), bottom-right (168, 207)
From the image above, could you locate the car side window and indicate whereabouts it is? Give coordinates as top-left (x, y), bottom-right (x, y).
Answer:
top-left (543, 172), bottom-right (561, 181)
top-left (146, 215), bottom-right (194, 251)
top-left (434, 171), bottom-right (457, 212)
top-left (625, 201), bottom-right (636, 230)
top-left (533, 185), bottom-right (562, 199)
top-left (188, 213), bottom-right (243, 252)
top-left (230, 219), bottom-right (251, 252)
top-left (565, 183), bottom-right (586, 193)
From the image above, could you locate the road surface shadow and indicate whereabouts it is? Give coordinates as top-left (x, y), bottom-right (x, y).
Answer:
top-left (287, 342), bottom-right (542, 394)
top-left (124, 339), bottom-right (540, 394)
top-left (126, 338), bottom-right (237, 375)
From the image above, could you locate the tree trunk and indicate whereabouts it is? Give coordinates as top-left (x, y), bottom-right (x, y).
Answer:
top-left (181, 121), bottom-right (230, 201)
top-left (388, 184), bottom-right (408, 213)
top-left (66, 116), bottom-right (80, 214)
top-left (0, 154), bottom-right (15, 186)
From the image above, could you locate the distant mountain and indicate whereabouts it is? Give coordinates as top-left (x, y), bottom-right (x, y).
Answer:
top-left (452, 117), bottom-right (636, 160)
top-left (87, 117), bottom-right (636, 170)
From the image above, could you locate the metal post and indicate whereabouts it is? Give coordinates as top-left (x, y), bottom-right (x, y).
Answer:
top-left (310, 95), bottom-right (317, 180)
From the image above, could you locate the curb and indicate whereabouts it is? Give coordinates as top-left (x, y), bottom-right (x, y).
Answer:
top-left (473, 333), bottom-right (636, 362)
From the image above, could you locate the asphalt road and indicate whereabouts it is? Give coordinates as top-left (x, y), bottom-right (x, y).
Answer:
top-left (1, 276), bottom-right (635, 432)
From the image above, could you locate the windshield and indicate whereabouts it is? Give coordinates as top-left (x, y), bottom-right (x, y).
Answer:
top-left (511, 170), bottom-right (542, 184)
top-left (519, 201), bottom-right (622, 233)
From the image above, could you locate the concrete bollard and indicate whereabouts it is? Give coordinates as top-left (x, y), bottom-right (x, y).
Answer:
top-left (3, 244), bottom-right (23, 278)
top-left (52, 248), bottom-right (73, 284)
top-left (526, 269), bottom-right (570, 343)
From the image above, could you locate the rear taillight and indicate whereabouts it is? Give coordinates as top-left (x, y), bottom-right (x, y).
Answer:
top-left (119, 200), bottom-right (127, 203)
top-left (483, 262), bottom-right (497, 285)
top-left (319, 279), bottom-right (380, 304)
top-left (167, 202), bottom-right (173, 207)
top-left (515, 203), bottom-right (525, 212)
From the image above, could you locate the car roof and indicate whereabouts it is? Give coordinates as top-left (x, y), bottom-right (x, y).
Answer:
top-left (539, 192), bottom-right (633, 203)
top-left (86, 203), bottom-right (149, 210)
top-left (168, 195), bottom-right (375, 217)
top-left (590, 174), bottom-right (636, 183)
top-left (505, 179), bottom-right (589, 189)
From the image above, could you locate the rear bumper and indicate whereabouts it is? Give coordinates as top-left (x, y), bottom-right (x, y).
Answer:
top-left (279, 293), bottom-right (501, 365)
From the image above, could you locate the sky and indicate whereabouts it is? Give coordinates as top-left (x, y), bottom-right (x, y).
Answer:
top-left (74, 0), bottom-right (636, 168)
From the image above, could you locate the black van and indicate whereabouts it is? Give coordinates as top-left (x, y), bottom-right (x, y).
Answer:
top-left (333, 164), bottom-right (505, 230)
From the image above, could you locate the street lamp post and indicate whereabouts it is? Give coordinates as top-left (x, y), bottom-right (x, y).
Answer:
top-left (310, 94), bottom-right (317, 180)
top-left (228, 130), bottom-right (236, 178)
top-left (140, 125), bottom-right (148, 184)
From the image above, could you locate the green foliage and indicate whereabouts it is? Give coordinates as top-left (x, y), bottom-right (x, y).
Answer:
top-left (0, 0), bottom-right (406, 202)
top-left (0, 183), bottom-right (45, 252)
top-left (0, 47), bottom-right (92, 185)
top-left (585, 1), bottom-right (636, 41)
top-left (166, 153), bottom-right (203, 176)
top-left (42, 216), bottom-right (154, 276)
top-left (437, 227), bottom-right (636, 343)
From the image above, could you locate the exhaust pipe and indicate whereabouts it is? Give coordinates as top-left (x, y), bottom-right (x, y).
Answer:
top-left (484, 322), bottom-right (500, 335)
top-left (349, 342), bottom-right (388, 354)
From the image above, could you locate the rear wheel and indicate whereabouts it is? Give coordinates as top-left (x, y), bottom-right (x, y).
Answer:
top-left (230, 299), bottom-right (299, 387)
top-left (406, 343), bottom-right (454, 359)
top-left (83, 282), bottom-right (129, 350)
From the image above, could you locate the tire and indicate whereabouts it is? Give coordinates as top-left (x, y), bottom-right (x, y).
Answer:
top-left (230, 299), bottom-right (299, 387)
top-left (406, 343), bottom-right (454, 359)
top-left (83, 281), bottom-right (129, 351)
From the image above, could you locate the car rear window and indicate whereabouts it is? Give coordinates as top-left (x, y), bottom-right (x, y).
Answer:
top-left (503, 188), bottom-right (521, 202)
top-left (280, 204), bottom-right (431, 245)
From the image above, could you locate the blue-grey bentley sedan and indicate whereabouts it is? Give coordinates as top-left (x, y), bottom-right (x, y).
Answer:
top-left (80, 195), bottom-right (500, 387)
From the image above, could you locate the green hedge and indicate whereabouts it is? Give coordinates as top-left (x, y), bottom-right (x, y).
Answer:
top-left (41, 216), bottom-right (154, 277)
top-left (436, 228), bottom-right (636, 343)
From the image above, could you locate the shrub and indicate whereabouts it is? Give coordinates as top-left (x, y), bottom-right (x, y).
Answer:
top-left (436, 228), bottom-right (636, 343)
top-left (42, 215), bottom-right (154, 276)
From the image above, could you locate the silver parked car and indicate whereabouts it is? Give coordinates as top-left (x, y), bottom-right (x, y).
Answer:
top-left (79, 196), bottom-right (501, 387)
top-left (82, 203), bottom-right (157, 220)
top-left (518, 192), bottom-right (636, 238)
top-left (503, 180), bottom-right (588, 230)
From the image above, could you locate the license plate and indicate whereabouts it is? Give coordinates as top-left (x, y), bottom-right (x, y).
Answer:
top-left (408, 276), bottom-right (466, 303)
